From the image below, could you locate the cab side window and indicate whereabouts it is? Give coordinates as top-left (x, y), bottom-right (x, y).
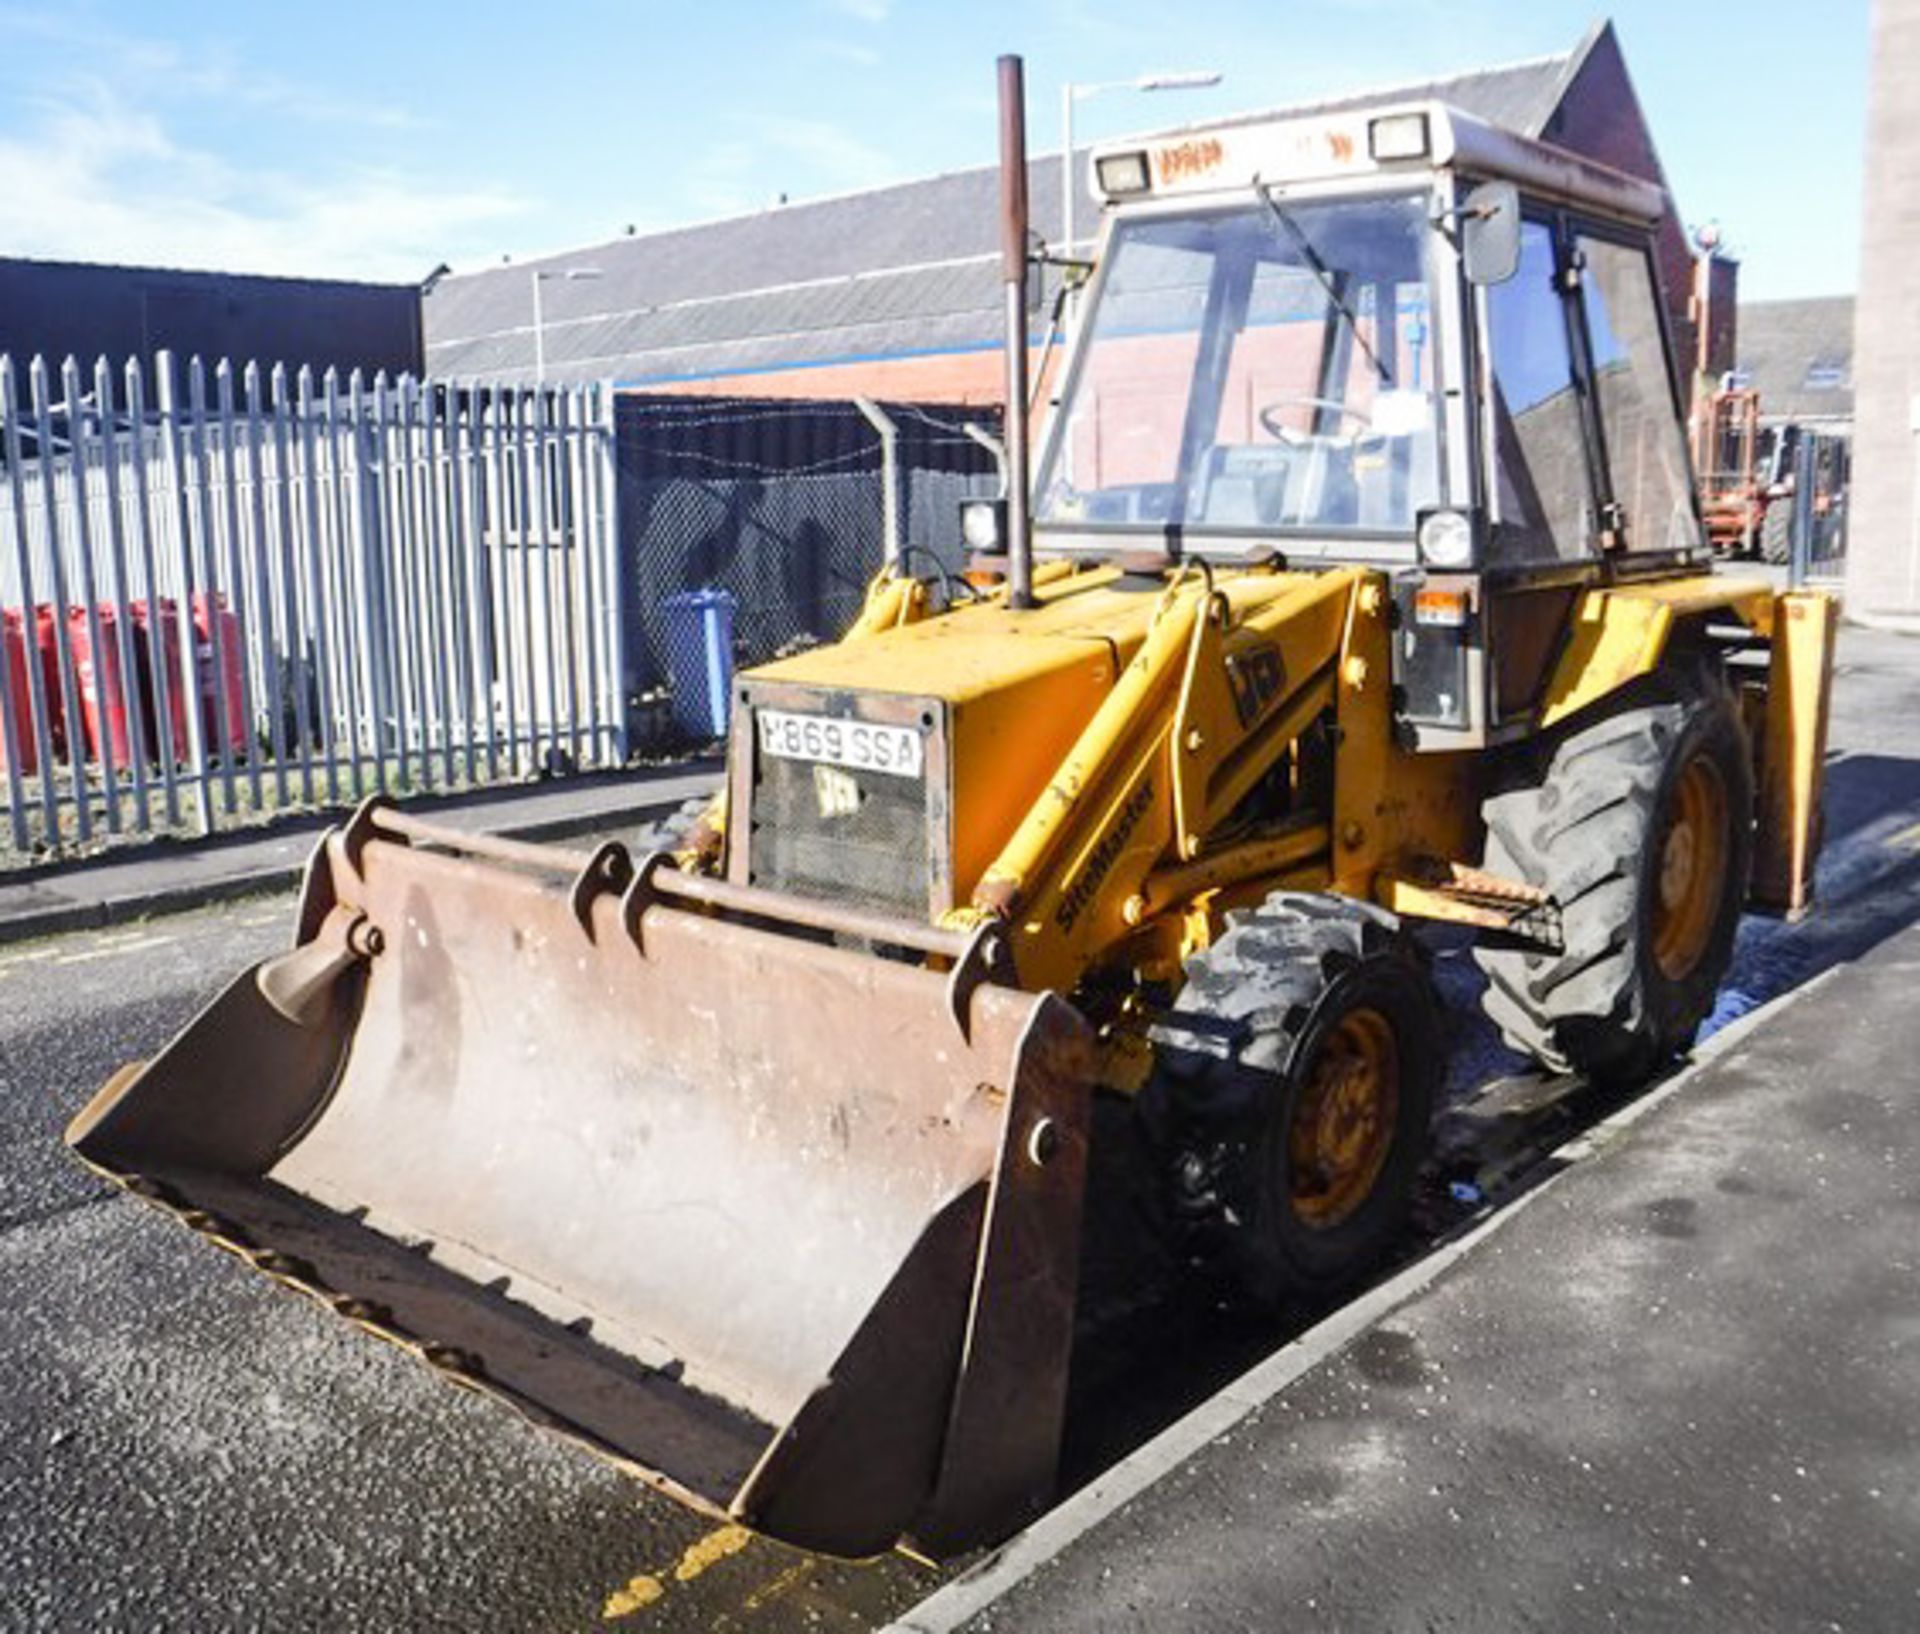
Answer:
top-left (1482, 221), bottom-right (1591, 563)
top-left (1575, 234), bottom-right (1699, 555)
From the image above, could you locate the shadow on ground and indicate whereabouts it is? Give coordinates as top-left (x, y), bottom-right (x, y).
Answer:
top-left (1052, 738), bottom-right (1920, 1506)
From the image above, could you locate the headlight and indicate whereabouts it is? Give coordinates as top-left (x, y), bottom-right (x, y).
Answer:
top-left (959, 497), bottom-right (1008, 553)
top-left (1094, 151), bottom-right (1151, 196)
top-left (1417, 509), bottom-right (1475, 568)
top-left (1368, 112), bottom-right (1430, 161)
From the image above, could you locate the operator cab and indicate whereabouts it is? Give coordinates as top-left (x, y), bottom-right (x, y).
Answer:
top-left (1037, 179), bottom-right (1439, 553)
top-left (1028, 101), bottom-right (1711, 747)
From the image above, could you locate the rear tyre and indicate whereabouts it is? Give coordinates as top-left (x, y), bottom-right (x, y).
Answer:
top-left (1474, 660), bottom-right (1752, 1086)
top-left (1143, 895), bottom-right (1441, 1308)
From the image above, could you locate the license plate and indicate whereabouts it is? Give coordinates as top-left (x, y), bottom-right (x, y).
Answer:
top-left (756, 709), bottom-right (924, 779)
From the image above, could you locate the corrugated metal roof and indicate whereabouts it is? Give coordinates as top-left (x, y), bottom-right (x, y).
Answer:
top-left (1734, 296), bottom-right (1855, 425)
top-left (423, 42), bottom-right (1587, 388)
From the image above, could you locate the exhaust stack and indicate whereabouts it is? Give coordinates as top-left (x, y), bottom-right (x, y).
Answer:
top-left (998, 54), bottom-right (1035, 610)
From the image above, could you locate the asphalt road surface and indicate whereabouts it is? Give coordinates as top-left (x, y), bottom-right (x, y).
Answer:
top-left (4, 625), bottom-right (1916, 1632)
top-left (0, 900), bottom-right (940, 1631)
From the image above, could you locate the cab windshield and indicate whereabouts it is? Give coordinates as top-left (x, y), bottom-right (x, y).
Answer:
top-left (1034, 192), bottom-right (1441, 539)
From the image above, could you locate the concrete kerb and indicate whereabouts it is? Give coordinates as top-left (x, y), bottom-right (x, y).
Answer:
top-left (0, 776), bottom-right (720, 949)
top-left (0, 870), bottom-right (312, 948)
top-left (885, 960), bottom-right (1848, 1634)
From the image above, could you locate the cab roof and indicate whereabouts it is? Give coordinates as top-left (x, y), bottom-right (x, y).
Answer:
top-left (1089, 98), bottom-right (1666, 227)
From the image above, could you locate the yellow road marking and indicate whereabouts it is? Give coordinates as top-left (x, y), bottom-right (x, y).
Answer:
top-left (96, 924), bottom-right (173, 946)
top-left (601, 1575), bottom-right (665, 1619)
top-left (742, 1559), bottom-right (815, 1612)
top-left (53, 936), bottom-right (170, 965)
top-left (673, 1523), bottom-right (751, 1583)
top-left (602, 1524), bottom-right (756, 1621)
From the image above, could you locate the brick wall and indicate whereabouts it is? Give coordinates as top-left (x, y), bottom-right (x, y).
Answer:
top-left (636, 350), bottom-right (1009, 406)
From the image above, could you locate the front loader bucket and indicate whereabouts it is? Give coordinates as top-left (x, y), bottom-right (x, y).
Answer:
top-left (67, 803), bottom-right (1094, 1558)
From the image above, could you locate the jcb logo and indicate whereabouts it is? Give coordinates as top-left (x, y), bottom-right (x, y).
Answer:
top-left (1154, 137), bottom-right (1225, 186)
top-left (1228, 645), bottom-right (1285, 727)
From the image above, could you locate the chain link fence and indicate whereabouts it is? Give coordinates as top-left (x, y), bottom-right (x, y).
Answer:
top-left (614, 394), bottom-right (1004, 746)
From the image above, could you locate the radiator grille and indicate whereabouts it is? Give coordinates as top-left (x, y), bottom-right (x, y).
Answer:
top-left (743, 697), bottom-right (942, 919)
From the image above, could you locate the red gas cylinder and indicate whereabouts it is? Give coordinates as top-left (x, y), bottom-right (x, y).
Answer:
top-left (31, 604), bottom-right (68, 761)
top-left (129, 600), bottom-right (190, 764)
top-left (190, 592), bottom-right (248, 756)
top-left (68, 604), bottom-right (134, 767)
top-left (0, 607), bottom-right (35, 775)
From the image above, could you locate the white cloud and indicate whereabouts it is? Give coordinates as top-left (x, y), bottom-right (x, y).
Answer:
top-left (0, 8), bottom-right (422, 129)
top-left (825, 0), bottom-right (891, 23)
top-left (755, 116), bottom-right (901, 190)
top-left (814, 39), bottom-right (882, 69)
top-left (683, 138), bottom-right (763, 220)
top-left (682, 114), bottom-right (903, 221)
top-left (0, 79), bottom-right (523, 280)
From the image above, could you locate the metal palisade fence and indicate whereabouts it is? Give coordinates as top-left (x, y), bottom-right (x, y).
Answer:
top-left (0, 351), bottom-right (623, 854)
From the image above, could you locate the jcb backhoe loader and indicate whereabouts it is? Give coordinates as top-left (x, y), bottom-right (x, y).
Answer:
top-left (68, 58), bottom-right (1836, 1560)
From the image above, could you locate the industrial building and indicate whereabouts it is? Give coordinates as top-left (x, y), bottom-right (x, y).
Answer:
top-left (0, 257), bottom-right (424, 383)
top-left (423, 21), bottom-right (1725, 403)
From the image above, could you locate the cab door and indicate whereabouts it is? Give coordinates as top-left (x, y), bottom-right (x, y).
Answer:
top-left (1565, 225), bottom-right (1707, 566)
top-left (1471, 210), bottom-right (1710, 731)
top-left (1469, 211), bottom-right (1601, 730)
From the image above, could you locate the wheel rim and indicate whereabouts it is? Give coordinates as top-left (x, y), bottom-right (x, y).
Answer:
top-left (1652, 753), bottom-right (1731, 982)
top-left (1287, 1006), bottom-right (1400, 1230)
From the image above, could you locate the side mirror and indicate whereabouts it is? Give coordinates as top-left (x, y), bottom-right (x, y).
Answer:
top-left (1461, 181), bottom-right (1520, 286)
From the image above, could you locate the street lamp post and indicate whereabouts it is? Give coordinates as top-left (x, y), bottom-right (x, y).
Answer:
top-left (1061, 70), bottom-right (1222, 270)
top-left (530, 266), bottom-right (604, 385)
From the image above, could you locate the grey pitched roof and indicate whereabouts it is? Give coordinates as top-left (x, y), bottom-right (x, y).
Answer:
top-left (1734, 296), bottom-right (1855, 424)
top-left (423, 43), bottom-right (1586, 389)
top-left (1194, 46), bottom-right (1578, 142)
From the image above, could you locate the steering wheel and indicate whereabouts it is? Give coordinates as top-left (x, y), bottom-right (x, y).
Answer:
top-left (1257, 395), bottom-right (1373, 447)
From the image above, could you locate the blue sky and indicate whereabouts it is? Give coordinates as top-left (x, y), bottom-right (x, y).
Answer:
top-left (0, 1), bottom-right (1867, 299)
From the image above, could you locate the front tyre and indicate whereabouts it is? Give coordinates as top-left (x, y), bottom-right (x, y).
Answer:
top-left (1145, 896), bottom-right (1442, 1307)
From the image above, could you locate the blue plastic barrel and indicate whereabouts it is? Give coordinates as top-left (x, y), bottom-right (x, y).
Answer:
top-left (661, 588), bottom-right (736, 740)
